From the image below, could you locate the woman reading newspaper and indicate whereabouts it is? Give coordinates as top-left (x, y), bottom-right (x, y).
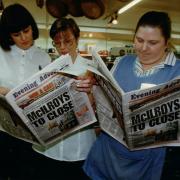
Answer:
top-left (83, 11), bottom-right (180, 180)
top-left (32, 17), bottom-right (96, 179)
top-left (0, 4), bottom-right (51, 179)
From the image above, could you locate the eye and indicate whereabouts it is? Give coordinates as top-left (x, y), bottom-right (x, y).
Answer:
top-left (136, 37), bottom-right (144, 43)
top-left (23, 27), bottom-right (30, 33)
top-left (65, 38), bottom-right (74, 45)
top-left (65, 39), bottom-right (71, 44)
top-left (11, 32), bottom-right (20, 37)
top-left (23, 29), bottom-right (29, 33)
top-left (149, 41), bottom-right (158, 45)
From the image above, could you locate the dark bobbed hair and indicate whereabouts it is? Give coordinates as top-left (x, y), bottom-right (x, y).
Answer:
top-left (0, 3), bottom-right (39, 50)
top-left (50, 18), bottom-right (80, 40)
top-left (134, 11), bottom-right (171, 43)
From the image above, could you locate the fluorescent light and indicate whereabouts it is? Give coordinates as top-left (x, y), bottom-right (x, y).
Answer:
top-left (118, 0), bottom-right (143, 14)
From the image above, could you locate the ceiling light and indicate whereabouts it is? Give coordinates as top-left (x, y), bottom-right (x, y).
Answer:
top-left (89, 33), bottom-right (93, 37)
top-left (112, 19), bottom-right (118, 25)
top-left (108, 12), bottom-right (118, 25)
top-left (118, 0), bottom-right (143, 14)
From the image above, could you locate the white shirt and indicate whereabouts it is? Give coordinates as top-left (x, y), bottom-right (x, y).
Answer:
top-left (33, 54), bottom-right (97, 161)
top-left (0, 45), bottom-right (51, 88)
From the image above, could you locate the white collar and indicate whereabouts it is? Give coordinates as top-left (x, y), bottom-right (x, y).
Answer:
top-left (11, 44), bottom-right (36, 59)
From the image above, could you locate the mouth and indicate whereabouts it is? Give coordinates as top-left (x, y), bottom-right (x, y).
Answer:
top-left (139, 52), bottom-right (150, 56)
top-left (60, 51), bottom-right (68, 55)
top-left (21, 42), bottom-right (30, 46)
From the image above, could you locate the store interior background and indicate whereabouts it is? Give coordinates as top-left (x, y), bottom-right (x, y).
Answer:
top-left (1, 0), bottom-right (180, 63)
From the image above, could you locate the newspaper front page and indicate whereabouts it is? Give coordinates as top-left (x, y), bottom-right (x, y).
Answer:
top-left (3, 55), bottom-right (97, 146)
top-left (123, 78), bottom-right (180, 149)
top-left (89, 49), bottom-right (180, 150)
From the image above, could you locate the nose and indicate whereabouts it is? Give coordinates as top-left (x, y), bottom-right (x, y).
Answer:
top-left (56, 42), bottom-right (66, 51)
top-left (60, 42), bottom-right (66, 48)
top-left (20, 32), bottom-right (26, 41)
top-left (142, 42), bottom-right (148, 51)
top-left (55, 42), bottom-right (67, 54)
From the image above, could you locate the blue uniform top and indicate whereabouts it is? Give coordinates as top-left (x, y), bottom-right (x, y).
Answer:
top-left (83, 52), bottom-right (180, 180)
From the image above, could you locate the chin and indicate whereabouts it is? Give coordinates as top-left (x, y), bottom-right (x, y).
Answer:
top-left (19, 44), bottom-right (32, 50)
top-left (60, 52), bottom-right (68, 55)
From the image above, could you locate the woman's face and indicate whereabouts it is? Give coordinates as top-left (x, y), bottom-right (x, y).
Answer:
top-left (10, 25), bottom-right (33, 50)
top-left (52, 29), bottom-right (78, 56)
top-left (134, 26), bottom-right (168, 68)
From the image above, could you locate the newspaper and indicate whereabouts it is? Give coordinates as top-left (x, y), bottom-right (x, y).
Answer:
top-left (0, 55), bottom-right (97, 147)
top-left (87, 49), bottom-right (180, 150)
top-left (1, 51), bottom-right (179, 150)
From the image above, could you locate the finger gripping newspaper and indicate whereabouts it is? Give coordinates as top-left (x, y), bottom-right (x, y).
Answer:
top-left (1, 55), bottom-right (97, 146)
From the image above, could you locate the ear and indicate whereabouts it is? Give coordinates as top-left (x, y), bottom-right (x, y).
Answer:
top-left (166, 40), bottom-right (175, 52)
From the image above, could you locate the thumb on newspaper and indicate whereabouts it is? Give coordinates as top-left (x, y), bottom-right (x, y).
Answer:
top-left (0, 86), bottom-right (11, 95)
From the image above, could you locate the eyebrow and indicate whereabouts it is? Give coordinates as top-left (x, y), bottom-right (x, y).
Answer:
top-left (135, 35), bottom-right (160, 42)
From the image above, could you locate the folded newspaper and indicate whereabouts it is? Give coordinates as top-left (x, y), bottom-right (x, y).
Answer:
top-left (89, 49), bottom-right (180, 150)
top-left (0, 51), bottom-right (180, 150)
top-left (0, 55), bottom-right (97, 147)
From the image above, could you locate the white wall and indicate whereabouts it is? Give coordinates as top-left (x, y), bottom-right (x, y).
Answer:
top-left (35, 36), bottom-right (180, 54)
top-left (79, 39), bottom-right (132, 52)
top-left (35, 36), bottom-right (133, 54)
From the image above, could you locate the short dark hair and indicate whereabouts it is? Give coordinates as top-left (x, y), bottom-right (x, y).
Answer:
top-left (135, 11), bottom-right (171, 43)
top-left (50, 18), bottom-right (80, 40)
top-left (0, 3), bottom-right (39, 50)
